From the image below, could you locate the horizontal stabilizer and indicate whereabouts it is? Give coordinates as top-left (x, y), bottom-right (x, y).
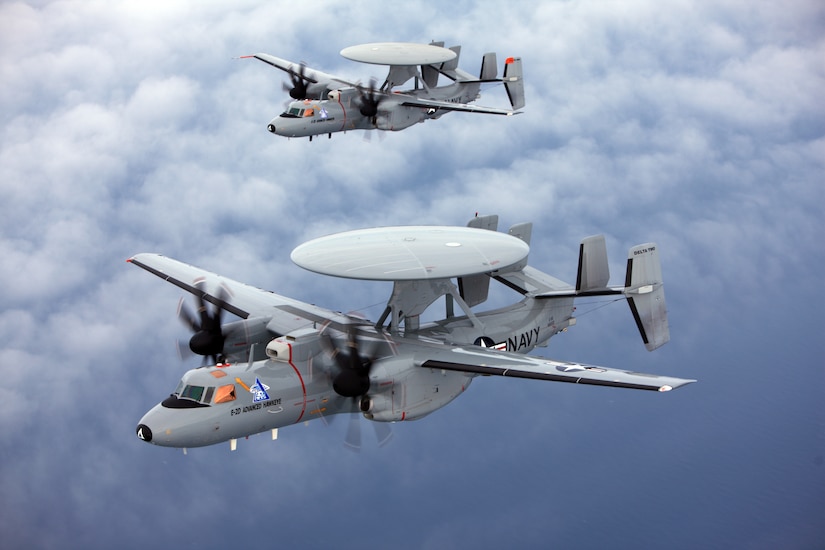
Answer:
top-left (624, 244), bottom-right (670, 351)
top-left (576, 235), bottom-right (610, 293)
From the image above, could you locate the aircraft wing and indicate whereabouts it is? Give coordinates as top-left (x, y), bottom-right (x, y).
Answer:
top-left (399, 97), bottom-right (519, 116)
top-left (246, 53), bottom-right (357, 90)
top-left (416, 343), bottom-right (695, 392)
top-left (127, 253), bottom-right (355, 335)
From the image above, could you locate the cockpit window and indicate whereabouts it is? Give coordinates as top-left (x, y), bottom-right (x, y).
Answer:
top-left (180, 385), bottom-right (205, 402)
top-left (166, 380), bottom-right (231, 408)
top-left (283, 106), bottom-right (313, 118)
top-left (164, 382), bottom-right (213, 409)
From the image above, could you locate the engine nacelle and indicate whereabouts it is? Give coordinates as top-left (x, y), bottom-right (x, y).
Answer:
top-left (363, 355), bottom-right (474, 422)
top-left (328, 87), bottom-right (360, 108)
top-left (265, 328), bottom-right (323, 363)
top-left (360, 393), bottom-right (401, 422)
top-left (265, 339), bottom-right (290, 362)
top-left (222, 317), bottom-right (272, 361)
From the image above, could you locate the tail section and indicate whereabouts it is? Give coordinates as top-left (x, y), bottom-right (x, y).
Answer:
top-left (556, 236), bottom-right (670, 351)
top-left (422, 43), bottom-right (524, 111)
top-left (623, 244), bottom-right (670, 351)
top-left (503, 57), bottom-right (524, 110)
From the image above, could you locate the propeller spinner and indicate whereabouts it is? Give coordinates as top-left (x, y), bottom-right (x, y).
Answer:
top-left (355, 78), bottom-right (386, 125)
top-left (284, 62), bottom-right (311, 99)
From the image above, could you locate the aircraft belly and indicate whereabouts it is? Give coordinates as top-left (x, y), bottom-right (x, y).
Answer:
top-left (379, 107), bottom-right (424, 131)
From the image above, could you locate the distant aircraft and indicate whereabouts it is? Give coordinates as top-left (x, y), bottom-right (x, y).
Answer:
top-left (242, 41), bottom-right (524, 140)
top-left (130, 214), bottom-right (693, 451)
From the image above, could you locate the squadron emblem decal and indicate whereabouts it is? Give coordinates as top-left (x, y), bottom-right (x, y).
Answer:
top-left (250, 378), bottom-right (270, 402)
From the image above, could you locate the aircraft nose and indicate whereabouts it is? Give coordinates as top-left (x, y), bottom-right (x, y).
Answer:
top-left (267, 123), bottom-right (276, 133)
top-left (136, 423), bottom-right (153, 443)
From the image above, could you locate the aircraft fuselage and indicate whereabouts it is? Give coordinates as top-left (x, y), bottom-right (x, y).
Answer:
top-left (136, 331), bottom-right (476, 448)
top-left (267, 82), bottom-right (480, 139)
top-left (136, 291), bottom-right (572, 449)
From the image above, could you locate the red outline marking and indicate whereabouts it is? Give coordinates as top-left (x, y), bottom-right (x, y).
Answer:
top-left (285, 343), bottom-right (307, 422)
top-left (333, 91), bottom-right (348, 133)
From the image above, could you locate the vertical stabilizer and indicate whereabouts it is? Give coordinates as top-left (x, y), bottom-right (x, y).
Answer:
top-left (576, 235), bottom-right (610, 292)
top-left (422, 41), bottom-right (446, 88)
top-left (505, 222), bottom-right (532, 272)
top-left (442, 45), bottom-right (461, 72)
top-left (421, 65), bottom-right (439, 88)
top-left (459, 214), bottom-right (498, 307)
top-left (503, 57), bottom-right (524, 110)
top-left (479, 53), bottom-right (498, 81)
top-left (624, 244), bottom-right (670, 351)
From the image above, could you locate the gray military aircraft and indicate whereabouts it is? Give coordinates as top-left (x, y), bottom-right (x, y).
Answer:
top-left (242, 41), bottom-right (524, 140)
top-left (131, 215), bottom-right (693, 451)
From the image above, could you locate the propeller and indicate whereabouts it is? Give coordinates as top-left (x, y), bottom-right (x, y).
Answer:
top-left (355, 78), bottom-right (386, 125)
top-left (177, 281), bottom-right (229, 365)
top-left (283, 62), bottom-right (311, 100)
top-left (331, 326), bottom-right (372, 397)
top-left (322, 324), bottom-right (393, 450)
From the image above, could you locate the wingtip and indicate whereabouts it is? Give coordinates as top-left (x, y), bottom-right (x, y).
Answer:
top-left (660, 379), bottom-right (697, 391)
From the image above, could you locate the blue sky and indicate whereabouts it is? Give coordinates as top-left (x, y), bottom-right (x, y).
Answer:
top-left (1, 1), bottom-right (823, 548)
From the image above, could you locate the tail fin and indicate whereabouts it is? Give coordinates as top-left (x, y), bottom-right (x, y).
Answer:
top-left (576, 235), bottom-right (610, 293)
top-left (459, 214), bottom-right (499, 307)
top-left (479, 53), bottom-right (498, 81)
top-left (624, 244), bottom-right (670, 351)
top-left (442, 45), bottom-right (461, 72)
top-left (423, 42), bottom-right (462, 87)
top-left (503, 57), bottom-right (525, 110)
top-left (422, 41), bottom-right (445, 87)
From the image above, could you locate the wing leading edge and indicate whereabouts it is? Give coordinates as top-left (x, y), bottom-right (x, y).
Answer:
top-left (245, 54), bottom-right (357, 90)
top-left (419, 345), bottom-right (695, 392)
top-left (126, 253), bottom-right (357, 337)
